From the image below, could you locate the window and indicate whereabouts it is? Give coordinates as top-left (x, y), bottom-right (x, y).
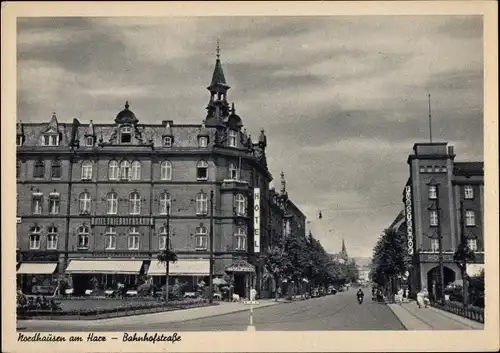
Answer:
top-left (234, 227), bottom-right (247, 251)
top-left (196, 192), bottom-right (208, 215)
top-left (32, 194), bottom-right (43, 214)
top-left (16, 135), bottom-right (23, 146)
top-left (158, 226), bottom-right (169, 250)
top-left (43, 134), bottom-right (59, 146)
top-left (228, 130), bottom-right (237, 147)
top-left (128, 227), bottom-right (140, 250)
top-left (235, 193), bottom-right (246, 216)
top-left (79, 192), bottom-right (91, 214)
top-left (131, 161), bottom-right (141, 180)
top-left (129, 192), bottom-right (141, 215)
top-left (85, 136), bottom-right (94, 147)
top-left (159, 192), bottom-right (171, 215)
top-left (465, 185), bottom-right (474, 199)
top-left (16, 160), bottom-right (20, 179)
top-left (465, 210), bottom-right (476, 226)
top-left (29, 227), bottom-right (41, 249)
top-left (105, 227), bottom-right (117, 250)
top-left (81, 160), bottom-right (92, 180)
top-left (431, 238), bottom-right (439, 252)
top-left (77, 226), bottom-right (89, 249)
top-left (163, 136), bottom-right (172, 147)
top-left (48, 193), bottom-right (60, 215)
top-left (196, 160), bottom-right (208, 180)
top-left (51, 160), bottom-right (61, 179)
top-left (160, 161), bottom-right (172, 181)
top-left (33, 160), bottom-right (45, 179)
top-left (108, 160), bottom-right (119, 180)
top-left (106, 192), bottom-right (118, 215)
top-left (195, 225), bottom-right (208, 250)
top-left (229, 163), bottom-right (239, 180)
top-left (120, 160), bottom-right (131, 180)
top-left (428, 186), bottom-right (437, 199)
top-left (199, 136), bottom-right (208, 148)
top-left (121, 126), bottom-right (132, 143)
top-left (429, 210), bottom-right (439, 226)
top-left (47, 226), bottom-right (58, 250)
top-left (467, 239), bottom-right (477, 251)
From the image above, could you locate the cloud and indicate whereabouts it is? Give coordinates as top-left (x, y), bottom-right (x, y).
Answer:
top-left (16, 16), bottom-right (483, 257)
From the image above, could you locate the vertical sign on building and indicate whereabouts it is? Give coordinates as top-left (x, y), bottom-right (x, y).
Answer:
top-left (405, 186), bottom-right (414, 255)
top-left (253, 188), bottom-right (261, 253)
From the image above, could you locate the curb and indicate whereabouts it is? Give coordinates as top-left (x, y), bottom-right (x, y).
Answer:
top-left (386, 304), bottom-right (411, 330)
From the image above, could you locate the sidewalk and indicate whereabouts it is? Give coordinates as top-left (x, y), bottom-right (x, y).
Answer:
top-left (388, 300), bottom-right (484, 330)
top-left (18, 298), bottom-right (284, 329)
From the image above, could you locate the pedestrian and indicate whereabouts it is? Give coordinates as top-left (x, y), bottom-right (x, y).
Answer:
top-left (396, 288), bottom-right (404, 305)
top-left (416, 287), bottom-right (429, 308)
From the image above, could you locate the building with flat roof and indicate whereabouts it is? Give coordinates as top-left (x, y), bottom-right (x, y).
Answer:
top-left (403, 142), bottom-right (484, 300)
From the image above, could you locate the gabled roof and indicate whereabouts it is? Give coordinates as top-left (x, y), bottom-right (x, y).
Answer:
top-left (454, 162), bottom-right (484, 176)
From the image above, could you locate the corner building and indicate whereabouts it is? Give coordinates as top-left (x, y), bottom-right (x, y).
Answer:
top-left (403, 143), bottom-right (484, 300)
top-left (16, 51), bottom-right (304, 298)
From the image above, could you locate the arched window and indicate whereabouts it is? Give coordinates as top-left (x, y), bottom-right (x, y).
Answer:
top-left (234, 227), bottom-right (247, 251)
top-left (159, 192), bottom-right (171, 215)
top-left (128, 227), bottom-right (140, 250)
top-left (195, 225), bottom-right (208, 250)
top-left (131, 161), bottom-right (141, 180)
top-left (229, 162), bottom-right (239, 180)
top-left (120, 160), bottom-right (131, 180)
top-left (129, 192), bottom-right (141, 215)
top-left (79, 192), bottom-right (91, 214)
top-left (29, 226), bottom-right (41, 249)
top-left (196, 160), bottom-right (208, 180)
top-left (158, 226), bottom-right (169, 250)
top-left (33, 160), bottom-right (45, 179)
top-left (106, 192), bottom-right (118, 215)
top-left (235, 193), bottom-right (246, 216)
top-left (196, 192), bottom-right (208, 215)
top-left (81, 160), bottom-right (93, 180)
top-left (108, 160), bottom-right (119, 180)
top-left (160, 161), bottom-right (173, 181)
top-left (105, 227), bottom-right (116, 250)
top-left (77, 226), bottom-right (89, 249)
top-left (51, 160), bottom-right (61, 179)
top-left (47, 226), bottom-right (58, 250)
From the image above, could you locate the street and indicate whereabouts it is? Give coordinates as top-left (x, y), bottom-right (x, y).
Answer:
top-left (18, 291), bottom-right (405, 331)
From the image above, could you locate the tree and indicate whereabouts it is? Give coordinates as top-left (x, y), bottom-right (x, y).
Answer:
top-left (157, 248), bottom-right (178, 302)
top-left (260, 240), bottom-right (291, 301)
top-left (453, 241), bottom-right (476, 306)
top-left (370, 228), bottom-right (411, 301)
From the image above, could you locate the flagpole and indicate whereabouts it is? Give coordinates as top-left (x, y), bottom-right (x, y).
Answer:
top-left (428, 93), bottom-right (432, 143)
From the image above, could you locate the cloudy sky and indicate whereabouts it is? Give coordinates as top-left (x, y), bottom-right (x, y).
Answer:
top-left (17, 16), bottom-right (483, 258)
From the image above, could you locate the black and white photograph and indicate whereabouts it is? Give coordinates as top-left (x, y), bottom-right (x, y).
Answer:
top-left (2, 2), bottom-right (499, 352)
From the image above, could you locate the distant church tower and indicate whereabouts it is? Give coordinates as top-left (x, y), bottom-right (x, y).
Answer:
top-left (340, 238), bottom-right (349, 260)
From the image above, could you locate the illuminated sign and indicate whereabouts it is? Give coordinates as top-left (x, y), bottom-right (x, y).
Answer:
top-left (405, 186), bottom-right (414, 255)
top-left (254, 188), bottom-right (261, 253)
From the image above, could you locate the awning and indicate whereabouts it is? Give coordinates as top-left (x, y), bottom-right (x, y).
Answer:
top-left (225, 259), bottom-right (255, 273)
top-left (65, 260), bottom-right (143, 274)
top-left (147, 259), bottom-right (209, 276)
top-left (17, 263), bottom-right (58, 274)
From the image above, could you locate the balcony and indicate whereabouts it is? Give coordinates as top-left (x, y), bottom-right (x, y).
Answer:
top-left (221, 179), bottom-right (250, 192)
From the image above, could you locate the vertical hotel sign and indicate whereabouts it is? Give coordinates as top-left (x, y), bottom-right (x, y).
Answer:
top-left (253, 188), bottom-right (261, 253)
top-left (405, 186), bottom-right (414, 255)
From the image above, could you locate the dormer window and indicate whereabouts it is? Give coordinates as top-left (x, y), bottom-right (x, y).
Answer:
top-left (228, 130), bottom-right (237, 147)
top-left (163, 136), bottom-right (173, 147)
top-left (121, 126), bottom-right (132, 143)
top-left (85, 136), bottom-right (94, 147)
top-left (43, 135), bottom-right (59, 146)
top-left (199, 136), bottom-right (208, 148)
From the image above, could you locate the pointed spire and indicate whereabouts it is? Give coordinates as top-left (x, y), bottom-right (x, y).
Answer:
top-left (340, 238), bottom-right (348, 259)
top-left (259, 128), bottom-right (267, 148)
top-left (125, 101), bottom-right (130, 110)
top-left (231, 102), bottom-right (235, 114)
top-left (209, 39), bottom-right (229, 88)
top-left (216, 37), bottom-right (220, 59)
top-left (85, 119), bottom-right (95, 136)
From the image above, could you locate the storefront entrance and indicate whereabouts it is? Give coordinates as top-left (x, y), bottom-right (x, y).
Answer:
top-left (234, 274), bottom-right (246, 297)
top-left (427, 265), bottom-right (456, 302)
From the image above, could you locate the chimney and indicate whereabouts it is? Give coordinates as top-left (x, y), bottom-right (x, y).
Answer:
top-left (447, 145), bottom-right (454, 156)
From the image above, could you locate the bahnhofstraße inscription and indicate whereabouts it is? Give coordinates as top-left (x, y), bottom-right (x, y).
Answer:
top-left (18, 332), bottom-right (182, 344)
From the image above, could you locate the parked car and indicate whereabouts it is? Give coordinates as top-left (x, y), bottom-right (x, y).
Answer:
top-left (327, 286), bottom-right (337, 295)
